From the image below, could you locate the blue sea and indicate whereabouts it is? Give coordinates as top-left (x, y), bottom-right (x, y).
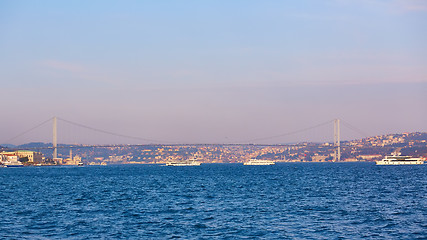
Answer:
top-left (0, 163), bottom-right (426, 239)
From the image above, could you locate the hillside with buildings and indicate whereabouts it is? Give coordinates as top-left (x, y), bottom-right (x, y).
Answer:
top-left (1, 132), bottom-right (426, 166)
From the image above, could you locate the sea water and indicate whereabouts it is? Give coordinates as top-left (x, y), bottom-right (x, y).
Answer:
top-left (0, 163), bottom-right (426, 239)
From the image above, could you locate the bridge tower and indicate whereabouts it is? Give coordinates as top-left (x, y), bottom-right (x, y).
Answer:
top-left (334, 118), bottom-right (341, 161)
top-left (53, 116), bottom-right (57, 159)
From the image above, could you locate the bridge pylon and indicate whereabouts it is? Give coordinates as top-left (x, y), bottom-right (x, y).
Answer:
top-left (53, 116), bottom-right (57, 159)
top-left (334, 118), bottom-right (341, 161)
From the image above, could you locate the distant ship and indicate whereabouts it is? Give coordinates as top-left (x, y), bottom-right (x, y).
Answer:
top-left (2, 160), bottom-right (24, 168)
top-left (243, 159), bottom-right (275, 165)
top-left (166, 157), bottom-right (202, 166)
top-left (376, 153), bottom-right (424, 165)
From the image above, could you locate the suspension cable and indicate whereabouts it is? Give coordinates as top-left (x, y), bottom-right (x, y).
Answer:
top-left (3, 117), bottom-right (54, 144)
top-left (57, 117), bottom-right (175, 144)
top-left (241, 119), bottom-right (334, 143)
top-left (340, 120), bottom-right (368, 138)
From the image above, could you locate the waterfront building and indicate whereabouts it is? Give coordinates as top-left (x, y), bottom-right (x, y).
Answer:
top-left (0, 152), bottom-right (19, 162)
top-left (15, 150), bottom-right (43, 163)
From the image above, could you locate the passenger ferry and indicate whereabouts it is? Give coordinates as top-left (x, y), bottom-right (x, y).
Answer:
top-left (1, 160), bottom-right (24, 167)
top-left (166, 157), bottom-right (201, 166)
top-left (243, 159), bottom-right (275, 165)
top-left (376, 152), bottom-right (424, 165)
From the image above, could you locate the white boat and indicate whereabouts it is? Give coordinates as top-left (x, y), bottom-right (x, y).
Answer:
top-left (376, 152), bottom-right (424, 165)
top-left (2, 160), bottom-right (24, 167)
top-left (244, 159), bottom-right (275, 165)
top-left (166, 158), bottom-right (201, 166)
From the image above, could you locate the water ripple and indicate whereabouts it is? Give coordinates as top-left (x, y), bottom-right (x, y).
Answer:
top-left (0, 163), bottom-right (426, 239)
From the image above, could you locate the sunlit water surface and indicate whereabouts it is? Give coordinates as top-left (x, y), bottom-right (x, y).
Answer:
top-left (0, 163), bottom-right (426, 239)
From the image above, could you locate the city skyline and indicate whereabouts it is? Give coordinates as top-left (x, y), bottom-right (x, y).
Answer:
top-left (1, 0), bottom-right (426, 144)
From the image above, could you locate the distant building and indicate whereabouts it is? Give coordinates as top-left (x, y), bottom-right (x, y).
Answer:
top-left (15, 150), bottom-right (43, 163)
top-left (1, 151), bottom-right (43, 163)
top-left (343, 158), bottom-right (358, 162)
top-left (312, 155), bottom-right (328, 162)
top-left (358, 154), bottom-right (382, 161)
top-left (1, 152), bottom-right (16, 159)
top-left (0, 152), bottom-right (19, 163)
top-left (54, 158), bottom-right (63, 165)
top-left (60, 149), bottom-right (83, 165)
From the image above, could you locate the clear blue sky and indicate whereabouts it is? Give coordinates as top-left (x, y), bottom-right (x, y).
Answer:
top-left (1, 0), bottom-right (426, 144)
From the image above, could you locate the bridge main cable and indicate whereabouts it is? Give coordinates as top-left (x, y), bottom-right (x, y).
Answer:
top-left (240, 119), bottom-right (335, 143)
top-left (57, 117), bottom-right (177, 144)
top-left (3, 117), bottom-right (54, 144)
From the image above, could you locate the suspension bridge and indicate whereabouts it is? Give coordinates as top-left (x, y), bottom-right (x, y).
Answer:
top-left (1, 117), bottom-right (367, 161)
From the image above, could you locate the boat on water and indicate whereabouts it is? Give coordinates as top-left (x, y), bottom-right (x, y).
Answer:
top-left (166, 158), bottom-right (202, 166)
top-left (2, 160), bottom-right (24, 167)
top-left (376, 152), bottom-right (424, 165)
top-left (243, 159), bottom-right (275, 165)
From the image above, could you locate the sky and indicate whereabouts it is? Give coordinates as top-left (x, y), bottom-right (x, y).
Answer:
top-left (1, 0), bottom-right (426, 145)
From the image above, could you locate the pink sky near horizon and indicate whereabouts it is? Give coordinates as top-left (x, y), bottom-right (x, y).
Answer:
top-left (1, 0), bottom-right (426, 144)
